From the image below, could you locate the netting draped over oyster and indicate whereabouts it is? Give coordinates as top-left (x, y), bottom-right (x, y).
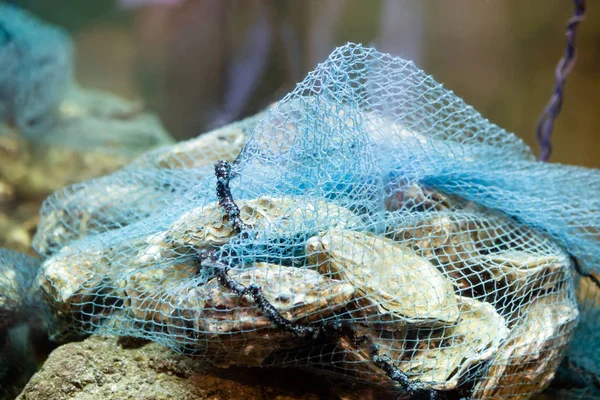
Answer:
top-left (33, 44), bottom-right (599, 398)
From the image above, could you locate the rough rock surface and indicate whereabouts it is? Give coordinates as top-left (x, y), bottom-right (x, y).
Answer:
top-left (17, 335), bottom-right (341, 400)
top-left (16, 335), bottom-right (573, 400)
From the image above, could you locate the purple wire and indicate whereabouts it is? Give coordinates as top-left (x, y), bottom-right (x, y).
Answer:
top-left (536, 0), bottom-right (586, 162)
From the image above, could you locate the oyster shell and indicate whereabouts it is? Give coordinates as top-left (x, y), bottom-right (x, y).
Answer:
top-left (337, 297), bottom-right (509, 391)
top-left (170, 262), bottom-right (355, 334)
top-left (464, 250), bottom-right (569, 294)
top-left (32, 105), bottom-right (270, 257)
top-left (472, 292), bottom-right (579, 399)
top-left (168, 263), bottom-right (354, 366)
top-left (201, 328), bottom-right (302, 367)
top-left (149, 126), bottom-right (246, 170)
top-left (38, 246), bottom-right (109, 316)
top-left (33, 169), bottom-right (187, 257)
top-left (306, 230), bottom-right (459, 325)
top-left (169, 196), bottom-right (363, 249)
top-left (384, 182), bottom-right (456, 213)
top-left (396, 297), bottom-right (509, 390)
top-left (123, 262), bottom-right (198, 325)
top-left (38, 237), bottom-right (145, 324)
top-left (386, 210), bottom-right (570, 296)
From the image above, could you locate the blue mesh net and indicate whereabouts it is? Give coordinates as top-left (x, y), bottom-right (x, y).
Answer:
top-left (32, 44), bottom-right (600, 398)
top-left (0, 4), bottom-right (73, 138)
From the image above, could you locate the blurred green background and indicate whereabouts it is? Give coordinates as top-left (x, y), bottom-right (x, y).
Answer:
top-left (14, 0), bottom-right (600, 168)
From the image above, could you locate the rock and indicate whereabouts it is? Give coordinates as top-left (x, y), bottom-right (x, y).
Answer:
top-left (17, 335), bottom-right (333, 400)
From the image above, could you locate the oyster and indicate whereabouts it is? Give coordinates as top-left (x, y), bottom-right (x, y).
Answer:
top-left (387, 210), bottom-right (570, 295)
top-left (33, 169), bottom-right (186, 257)
top-left (200, 328), bottom-right (303, 368)
top-left (170, 262), bottom-right (355, 334)
top-left (464, 250), bottom-right (569, 294)
top-left (395, 297), bottom-right (509, 390)
top-left (169, 196), bottom-right (363, 249)
top-left (148, 126), bottom-right (246, 170)
top-left (472, 292), bottom-right (579, 399)
top-left (38, 237), bottom-right (144, 324)
top-left (168, 263), bottom-right (354, 366)
top-left (338, 297), bottom-right (509, 391)
top-left (38, 246), bottom-right (109, 316)
top-left (385, 182), bottom-right (456, 213)
top-left (306, 230), bottom-right (459, 325)
top-left (123, 262), bottom-right (198, 325)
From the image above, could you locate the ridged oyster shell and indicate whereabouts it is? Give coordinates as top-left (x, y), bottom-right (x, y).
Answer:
top-left (472, 292), bottom-right (578, 399)
top-left (169, 196), bottom-right (363, 249)
top-left (170, 262), bottom-right (355, 335)
top-left (338, 297), bottom-right (509, 391)
top-left (123, 262), bottom-right (198, 325)
top-left (386, 210), bottom-right (570, 295)
top-left (168, 263), bottom-right (355, 365)
top-left (306, 229), bottom-right (459, 325)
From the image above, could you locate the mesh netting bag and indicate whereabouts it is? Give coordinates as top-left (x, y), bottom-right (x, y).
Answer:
top-left (33, 44), bottom-right (600, 399)
top-left (0, 4), bottom-right (74, 138)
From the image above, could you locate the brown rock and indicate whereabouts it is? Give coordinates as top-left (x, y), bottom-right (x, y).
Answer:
top-left (17, 335), bottom-right (332, 400)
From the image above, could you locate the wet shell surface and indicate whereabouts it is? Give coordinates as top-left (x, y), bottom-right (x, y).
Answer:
top-left (169, 262), bottom-right (355, 335)
top-left (169, 196), bottom-right (363, 249)
top-left (464, 250), bottom-right (569, 293)
top-left (123, 262), bottom-right (198, 325)
top-left (305, 230), bottom-right (459, 325)
top-left (33, 174), bottom-right (182, 257)
top-left (38, 246), bottom-right (110, 316)
top-left (150, 127), bottom-right (246, 170)
top-left (38, 237), bottom-right (146, 327)
top-left (394, 296), bottom-right (509, 390)
top-left (338, 296), bottom-right (509, 391)
top-left (199, 328), bottom-right (302, 367)
top-left (167, 263), bottom-right (354, 365)
top-left (386, 209), bottom-right (570, 296)
top-left (472, 292), bottom-right (579, 399)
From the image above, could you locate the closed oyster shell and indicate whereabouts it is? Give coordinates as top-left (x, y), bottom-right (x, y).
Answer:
top-left (337, 297), bottom-right (509, 391)
top-left (148, 125), bottom-right (246, 170)
top-left (38, 246), bottom-right (109, 316)
top-left (201, 328), bottom-right (303, 367)
top-left (169, 196), bottom-right (363, 249)
top-left (387, 210), bottom-right (570, 296)
top-left (170, 263), bottom-right (355, 335)
top-left (396, 297), bottom-right (509, 390)
top-left (306, 230), bottom-right (459, 325)
top-left (38, 237), bottom-right (145, 327)
top-left (384, 183), bottom-right (456, 213)
top-left (168, 263), bottom-right (354, 366)
top-left (464, 250), bottom-right (569, 294)
top-left (123, 262), bottom-right (198, 325)
top-left (472, 292), bottom-right (579, 399)
top-left (32, 108), bottom-right (265, 257)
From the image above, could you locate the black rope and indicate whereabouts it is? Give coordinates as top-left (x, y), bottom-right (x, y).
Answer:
top-left (199, 248), bottom-right (434, 396)
top-left (214, 160), bottom-right (251, 235)
top-left (207, 158), bottom-right (437, 397)
top-left (536, 0), bottom-right (586, 162)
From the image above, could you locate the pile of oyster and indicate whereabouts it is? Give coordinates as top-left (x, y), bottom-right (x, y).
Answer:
top-left (34, 118), bottom-right (579, 399)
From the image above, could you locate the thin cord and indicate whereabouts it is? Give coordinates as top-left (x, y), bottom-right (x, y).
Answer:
top-left (536, 0), bottom-right (586, 162)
